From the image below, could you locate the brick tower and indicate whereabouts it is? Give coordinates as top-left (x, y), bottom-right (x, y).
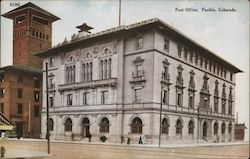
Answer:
top-left (2, 2), bottom-right (60, 68)
top-left (0, 2), bottom-right (59, 138)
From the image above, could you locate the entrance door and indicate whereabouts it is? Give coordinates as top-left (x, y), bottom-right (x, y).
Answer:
top-left (202, 121), bottom-right (208, 139)
top-left (82, 118), bottom-right (90, 138)
top-left (16, 122), bottom-right (23, 137)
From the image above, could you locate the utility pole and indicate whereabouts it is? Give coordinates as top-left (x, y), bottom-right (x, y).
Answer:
top-left (45, 62), bottom-right (50, 154)
top-left (118, 0), bottom-right (121, 26)
top-left (158, 88), bottom-right (163, 148)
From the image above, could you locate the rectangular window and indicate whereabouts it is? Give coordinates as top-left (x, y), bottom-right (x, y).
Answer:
top-left (137, 37), bottom-right (143, 49)
top-left (136, 65), bottom-right (143, 76)
top-left (222, 100), bottom-right (226, 114)
top-left (189, 96), bottom-right (194, 108)
top-left (135, 89), bottom-right (142, 103)
top-left (0, 89), bottom-right (4, 98)
top-left (34, 91), bottom-right (39, 102)
top-left (34, 105), bottom-right (39, 117)
top-left (17, 75), bottom-right (23, 83)
top-left (17, 103), bottom-right (23, 114)
top-left (177, 93), bottom-right (181, 106)
top-left (0, 73), bottom-right (4, 82)
top-left (83, 92), bottom-right (89, 105)
top-left (162, 90), bottom-right (168, 104)
top-left (214, 98), bottom-right (218, 113)
top-left (228, 102), bottom-right (232, 115)
top-left (230, 73), bottom-right (233, 81)
top-left (49, 78), bottom-right (54, 89)
top-left (32, 16), bottom-right (48, 25)
top-left (164, 39), bottom-right (169, 52)
top-left (16, 15), bottom-right (26, 24)
top-left (49, 97), bottom-right (54, 107)
top-left (189, 52), bottom-right (193, 63)
top-left (101, 91), bottom-right (108, 104)
top-left (34, 79), bottom-right (40, 88)
top-left (67, 94), bottom-right (73, 106)
top-left (49, 58), bottom-right (55, 67)
top-left (177, 45), bottom-right (182, 58)
top-left (17, 89), bottom-right (23, 98)
top-left (0, 103), bottom-right (4, 113)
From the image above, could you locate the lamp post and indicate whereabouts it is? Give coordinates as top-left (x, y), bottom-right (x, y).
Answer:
top-left (158, 87), bottom-right (163, 148)
top-left (45, 62), bottom-right (50, 154)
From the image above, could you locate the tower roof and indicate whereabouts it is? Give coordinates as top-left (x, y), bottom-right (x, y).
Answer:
top-left (2, 2), bottom-right (60, 22)
top-left (76, 23), bottom-right (93, 33)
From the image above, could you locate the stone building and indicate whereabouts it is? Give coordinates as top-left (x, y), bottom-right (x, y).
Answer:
top-left (36, 18), bottom-right (241, 144)
top-left (0, 2), bottom-right (59, 138)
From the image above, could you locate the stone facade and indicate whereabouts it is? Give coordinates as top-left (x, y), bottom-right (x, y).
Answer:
top-left (37, 19), bottom-right (241, 144)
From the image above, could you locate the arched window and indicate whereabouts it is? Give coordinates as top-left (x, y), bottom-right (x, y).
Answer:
top-left (214, 122), bottom-right (218, 135)
top-left (176, 118), bottom-right (183, 134)
top-left (48, 118), bottom-right (54, 131)
top-left (221, 122), bottom-right (226, 135)
top-left (65, 118), bottom-right (72, 132)
top-left (66, 67), bottom-right (69, 83)
top-left (86, 63), bottom-right (89, 81)
top-left (108, 59), bottom-right (112, 78)
top-left (72, 65), bottom-right (75, 83)
top-left (104, 60), bottom-right (107, 79)
top-left (131, 117), bottom-right (143, 134)
top-left (90, 62), bottom-right (93, 81)
top-left (100, 117), bottom-right (109, 133)
top-left (162, 118), bottom-right (169, 134)
top-left (188, 120), bottom-right (194, 135)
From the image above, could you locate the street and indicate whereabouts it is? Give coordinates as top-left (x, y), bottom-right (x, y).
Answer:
top-left (0, 139), bottom-right (249, 159)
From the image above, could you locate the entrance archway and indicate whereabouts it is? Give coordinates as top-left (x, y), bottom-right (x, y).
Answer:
top-left (202, 121), bottom-right (208, 139)
top-left (82, 118), bottom-right (90, 138)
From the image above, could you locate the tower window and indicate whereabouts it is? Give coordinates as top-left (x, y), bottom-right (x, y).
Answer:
top-left (32, 16), bottom-right (48, 26)
top-left (16, 15), bottom-right (26, 24)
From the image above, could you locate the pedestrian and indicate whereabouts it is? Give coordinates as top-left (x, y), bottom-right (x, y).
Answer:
top-left (127, 133), bottom-right (131, 145)
top-left (121, 135), bottom-right (124, 144)
top-left (17, 131), bottom-right (21, 140)
top-left (71, 133), bottom-right (75, 141)
top-left (88, 133), bottom-right (92, 142)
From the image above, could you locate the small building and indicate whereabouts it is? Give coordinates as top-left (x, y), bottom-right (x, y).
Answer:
top-left (234, 123), bottom-right (246, 141)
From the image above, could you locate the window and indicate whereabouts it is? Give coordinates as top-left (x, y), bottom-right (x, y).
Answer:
top-left (101, 91), bottom-right (108, 104)
top-left (200, 57), bottom-right (203, 68)
top-left (49, 78), bottom-right (54, 89)
top-left (137, 37), bottom-right (143, 49)
top-left (49, 58), bottom-right (55, 67)
top-left (34, 79), bottom-right (40, 88)
top-left (195, 55), bottom-right (198, 66)
top-left (184, 49), bottom-right (188, 61)
top-left (16, 15), bottom-right (26, 24)
top-left (214, 122), bottom-right (218, 135)
top-left (136, 65), bottom-right (143, 76)
top-left (131, 117), bottom-right (142, 134)
top-left (0, 89), bottom-right (4, 98)
top-left (189, 52), bottom-right (193, 63)
top-left (230, 73), bottom-right (233, 81)
top-left (222, 100), bottom-right (226, 114)
top-left (0, 103), bottom-right (4, 113)
top-left (65, 118), bottom-right (72, 132)
top-left (34, 105), bottom-right (39, 117)
top-left (100, 117), bottom-right (109, 133)
top-left (162, 90), bottom-right (168, 105)
top-left (34, 91), bottom-right (39, 102)
top-left (135, 89), bottom-right (142, 103)
top-left (17, 89), bottom-right (23, 98)
top-left (164, 39), bottom-right (169, 52)
top-left (83, 92), bottom-right (89, 105)
top-left (17, 75), bottom-right (23, 83)
top-left (99, 61), bottom-right (103, 79)
top-left (161, 118), bottom-right (169, 134)
top-left (177, 45), bottom-right (182, 58)
top-left (49, 118), bottom-right (54, 131)
top-left (176, 119), bottom-right (183, 134)
top-left (189, 95), bottom-right (194, 108)
top-left (177, 93), bottom-right (182, 106)
top-left (228, 101), bottom-right (232, 115)
top-left (32, 16), bottom-right (49, 25)
top-left (67, 94), bottom-right (73, 106)
top-left (188, 120), bottom-right (194, 135)
top-left (221, 122), bottom-right (226, 135)
top-left (49, 97), bottom-right (54, 107)
top-left (17, 103), bottom-right (23, 114)
top-left (0, 72), bottom-right (4, 82)
top-left (66, 65), bottom-right (76, 83)
top-left (228, 123), bottom-right (232, 134)
top-left (214, 98), bottom-right (219, 113)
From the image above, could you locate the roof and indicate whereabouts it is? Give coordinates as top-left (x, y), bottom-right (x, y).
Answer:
top-left (0, 113), bottom-right (14, 131)
top-left (235, 123), bottom-right (247, 129)
top-left (2, 2), bottom-right (60, 22)
top-left (76, 23), bottom-right (93, 33)
top-left (0, 65), bottom-right (42, 74)
top-left (35, 18), bottom-right (242, 73)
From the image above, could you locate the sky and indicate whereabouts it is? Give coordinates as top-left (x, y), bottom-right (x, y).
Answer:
top-left (1, 0), bottom-right (249, 141)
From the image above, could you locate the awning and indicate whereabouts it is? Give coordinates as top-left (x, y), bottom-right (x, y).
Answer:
top-left (0, 113), bottom-right (14, 131)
